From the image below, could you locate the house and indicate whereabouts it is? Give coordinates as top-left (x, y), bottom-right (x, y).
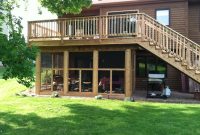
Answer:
top-left (28, 0), bottom-right (200, 100)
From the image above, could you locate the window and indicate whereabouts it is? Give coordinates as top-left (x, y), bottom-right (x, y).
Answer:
top-left (156, 9), bottom-right (170, 26)
top-left (136, 55), bottom-right (167, 77)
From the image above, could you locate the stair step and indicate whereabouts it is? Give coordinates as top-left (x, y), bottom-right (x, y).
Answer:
top-left (162, 50), bottom-right (169, 54)
top-left (182, 62), bottom-right (187, 66)
top-left (196, 70), bottom-right (200, 74)
top-left (187, 66), bottom-right (195, 70)
top-left (149, 42), bottom-right (155, 46)
top-left (155, 46), bottom-right (162, 50)
top-left (169, 53), bottom-right (175, 58)
top-left (175, 57), bottom-right (181, 62)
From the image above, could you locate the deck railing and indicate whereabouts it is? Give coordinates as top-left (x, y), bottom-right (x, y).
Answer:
top-left (28, 13), bottom-right (143, 39)
top-left (28, 13), bottom-right (200, 72)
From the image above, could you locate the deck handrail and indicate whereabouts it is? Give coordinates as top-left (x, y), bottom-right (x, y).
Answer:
top-left (143, 13), bottom-right (200, 48)
top-left (142, 13), bottom-right (200, 71)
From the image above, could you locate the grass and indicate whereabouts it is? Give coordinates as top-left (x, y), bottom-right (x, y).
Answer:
top-left (0, 68), bottom-right (200, 135)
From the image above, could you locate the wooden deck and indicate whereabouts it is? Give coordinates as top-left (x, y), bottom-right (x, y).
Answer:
top-left (29, 13), bottom-right (200, 97)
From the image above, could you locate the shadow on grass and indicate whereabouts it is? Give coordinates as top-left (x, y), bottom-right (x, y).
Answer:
top-left (0, 103), bottom-right (200, 135)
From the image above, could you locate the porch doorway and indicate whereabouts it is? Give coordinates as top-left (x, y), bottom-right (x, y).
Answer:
top-left (68, 52), bottom-right (93, 93)
top-left (98, 51), bottom-right (125, 97)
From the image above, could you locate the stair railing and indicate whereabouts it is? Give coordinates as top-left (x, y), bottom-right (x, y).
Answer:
top-left (142, 13), bottom-right (200, 72)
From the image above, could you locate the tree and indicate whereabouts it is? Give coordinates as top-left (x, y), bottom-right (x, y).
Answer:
top-left (0, 0), bottom-right (92, 87)
top-left (39, 0), bottom-right (92, 16)
top-left (0, 0), bottom-right (38, 87)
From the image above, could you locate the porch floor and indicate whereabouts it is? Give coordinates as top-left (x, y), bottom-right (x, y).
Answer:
top-left (134, 90), bottom-right (200, 104)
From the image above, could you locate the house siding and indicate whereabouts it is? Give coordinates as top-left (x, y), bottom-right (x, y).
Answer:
top-left (100, 0), bottom-right (188, 36)
top-left (188, 3), bottom-right (200, 44)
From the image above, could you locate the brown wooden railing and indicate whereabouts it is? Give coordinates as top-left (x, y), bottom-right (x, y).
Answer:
top-left (142, 14), bottom-right (200, 72)
top-left (28, 13), bottom-right (143, 39)
top-left (28, 13), bottom-right (200, 73)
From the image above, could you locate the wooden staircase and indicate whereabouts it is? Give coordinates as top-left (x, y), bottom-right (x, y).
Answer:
top-left (137, 13), bottom-right (200, 83)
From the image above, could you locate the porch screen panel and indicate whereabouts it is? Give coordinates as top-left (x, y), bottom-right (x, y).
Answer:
top-left (41, 53), bottom-right (52, 91)
top-left (98, 51), bottom-right (125, 95)
top-left (81, 70), bottom-right (93, 92)
top-left (53, 53), bottom-right (64, 68)
top-left (41, 69), bottom-right (52, 91)
top-left (69, 52), bottom-right (93, 68)
top-left (112, 71), bottom-right (125, 94)
top-left (69, 52), bottom-right (93, 92)
top-left (53, 70), bottom-right (64, 91)
top-left (41, 53), bottom-right (52, 68)
top-left (99, 51), bottom-right (125, 68)
top-left (41, 52), bottom-right (64, 91)
top-left (69, 70), bottom-right (80, 92)
top-left (98, 71), bottom-right (110, 93)
top-left (53, 53), bottom-right (64, 91)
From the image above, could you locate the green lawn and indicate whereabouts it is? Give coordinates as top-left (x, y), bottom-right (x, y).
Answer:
top-left (0, 69), bottom-right (200, 135)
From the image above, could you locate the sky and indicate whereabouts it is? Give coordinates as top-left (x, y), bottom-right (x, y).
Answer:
top-left (12, 0), bottom-right (57, 38)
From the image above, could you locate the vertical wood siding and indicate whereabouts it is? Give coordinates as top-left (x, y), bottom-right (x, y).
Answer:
top-left (100, 1), bottom-right (188, 36)
top-left (188, 4), bottom-right (200, 44)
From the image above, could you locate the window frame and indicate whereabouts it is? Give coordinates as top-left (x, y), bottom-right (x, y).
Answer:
top-left (155, 8), bottom-right (171, 26)
top-left (136, 55), bottom-right (167, 78)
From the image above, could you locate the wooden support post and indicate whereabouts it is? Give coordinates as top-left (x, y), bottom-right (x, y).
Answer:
top-left (64, 51), bottom-right (69, 95)
top-left (93, 50), bottom-right (99, 95)
top-left (35, 52), bottom-right (41, 95)
top-left (125, 49), bottom-right (133, 100)
top-left (132, 49), bottom-right (136, 97)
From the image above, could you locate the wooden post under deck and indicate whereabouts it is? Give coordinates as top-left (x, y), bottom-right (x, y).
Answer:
top-left (64, 51), bottom-right (69, 95)
top-left (132, 49), bottom-right (136, 97)
top-left (125, 49), bottom-right (133, 100)
top-left (35, 52), bottom-right (41, 95)
top-left (93, 50), bottom-right (99, 95)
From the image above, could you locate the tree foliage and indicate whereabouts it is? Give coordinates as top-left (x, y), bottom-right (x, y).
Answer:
top-left (39, 0), bottom-right (92, 16)
top-left (0, 0), bottom-right (92, 87)
top-left (0, 0), bottom-right (38, 87)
